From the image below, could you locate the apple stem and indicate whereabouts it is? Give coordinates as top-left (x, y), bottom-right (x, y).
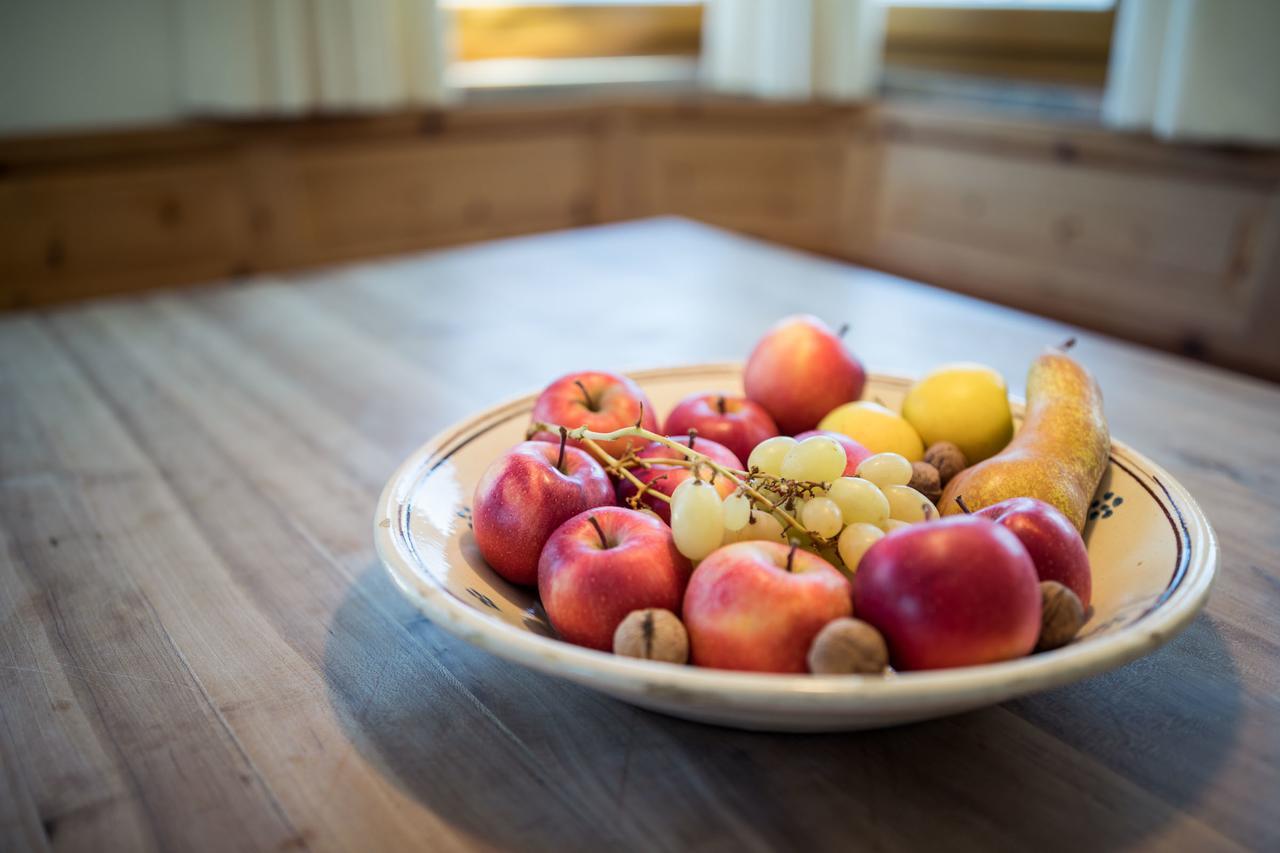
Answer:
top-left (634, 403), bottom-right (645, 429)
top-left (837, 322), bottom-right (850, 339)
top-left (555, 426), bottom-right (568, 471)
top-left (956, 495), bottom-right (973, 514)
top-left (687, 429), bottom-right (697, 452)
top-left (586, 515), bottom-right (608, 549)
top-left (573, 379), bottom-right (597, 411)
top-left (716, 395), bottom-right (726, 415)
top-left (786, 543), bottom-right (798, 573)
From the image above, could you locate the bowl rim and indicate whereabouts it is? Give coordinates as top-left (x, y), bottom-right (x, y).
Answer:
top-left (375, 364), bottom-right (1218, 709)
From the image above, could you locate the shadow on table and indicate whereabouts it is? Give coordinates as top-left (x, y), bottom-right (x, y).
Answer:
top-left (324, 565), bottom-right (1243, 851)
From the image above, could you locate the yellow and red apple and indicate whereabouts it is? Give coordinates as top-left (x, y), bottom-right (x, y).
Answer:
top-left (472, 440), bottom-right (615, 586)
top-left (683, 541), bottom-right (854, 673)
top-left (744, 315), bottom-right (866, 435)
top-left (539, 507), bottom-right (693, 651)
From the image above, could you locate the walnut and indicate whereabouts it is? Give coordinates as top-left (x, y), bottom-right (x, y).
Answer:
top-left (613, 608), bottom-right (689, 664)
top-left (909, 461), bottom-right (942, 504)
top-left (807, 618), bottom-right (889, 675)
top-left (1036, 581), bottom-right (1085, 651)
top-left (924, 442), bottom-right (968, 486)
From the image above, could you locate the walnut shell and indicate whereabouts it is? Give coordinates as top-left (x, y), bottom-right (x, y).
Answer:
top-left (909, 461), bottom-right (942, 504)
top-left (924, 442), bottom-right (968, 486)
top-left (1036, 581), bottom-right (1085, 651)
top-left (613, 608), bottom-right (689, 664)
top-left (807, 618), bottom-right (889, 675)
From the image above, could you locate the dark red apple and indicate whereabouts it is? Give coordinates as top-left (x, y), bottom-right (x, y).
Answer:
top-left (974, 497), bottom-right (1092, 606)
top-left (615, 434), bottom-right (743, 524)
top-left (529, 370), bottom-right (658, 458)
top-left (662, 392), bottom-right (779, 464)
top-left (794, 429), bottom-right (873, 475)
top-left (472, 440), bottom-right (614, 586)
top-left (744, 315), bottom-right (866, 435)
top-left (539, 507), bottom-right (693, 651)
top-left (683, 541), bottom-right (853, 673)
top-left (854, 516), bottom-right (1041, 670)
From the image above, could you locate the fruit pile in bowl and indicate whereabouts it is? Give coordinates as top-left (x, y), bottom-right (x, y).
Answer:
top-left (470, 315), bottom-right (1108, 676)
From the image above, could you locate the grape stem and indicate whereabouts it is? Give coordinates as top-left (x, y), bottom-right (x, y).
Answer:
top-left (529, 421), bottom-right (814, 539)
top-left (580, 436), bottom-right (673, 505)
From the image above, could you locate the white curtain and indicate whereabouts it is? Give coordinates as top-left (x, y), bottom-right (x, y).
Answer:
top-left (175, 0), bottom-right (449, 116)
top-left (702, 0), bottom-right (885, 101)
top-left (1104, 0), bottom-right (1280, 145)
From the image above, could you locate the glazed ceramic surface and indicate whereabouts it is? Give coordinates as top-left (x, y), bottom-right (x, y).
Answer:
top-left (375, 366), bottom-right (1217, 731)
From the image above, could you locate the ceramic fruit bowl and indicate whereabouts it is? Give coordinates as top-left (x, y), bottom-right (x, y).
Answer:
top-left (374, 365), bottom-right (1217, 732)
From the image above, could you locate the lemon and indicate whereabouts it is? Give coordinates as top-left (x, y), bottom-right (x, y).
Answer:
top-left (901, 363), bottom-right (1013, 463)
top-left (818, 401), bottom-right (924, 461)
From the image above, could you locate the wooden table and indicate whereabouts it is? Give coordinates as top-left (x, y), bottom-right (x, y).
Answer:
top-left (2, 218), bottom-right (1277, 852)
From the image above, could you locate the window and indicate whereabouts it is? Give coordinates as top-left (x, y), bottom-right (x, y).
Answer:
top-left (443, 0), bottom-right (703, 92)
top-left (444, 0), bottom-right (1115, 117)
top-left (881, 1), bottom-right (1115, 118)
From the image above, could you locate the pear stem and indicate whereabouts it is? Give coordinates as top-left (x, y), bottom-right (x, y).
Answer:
top-left (956, 495), bottom-right (973, 514)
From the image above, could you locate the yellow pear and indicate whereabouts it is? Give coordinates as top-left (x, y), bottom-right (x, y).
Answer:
top-left (939, 348), bottom-right (1109, 531)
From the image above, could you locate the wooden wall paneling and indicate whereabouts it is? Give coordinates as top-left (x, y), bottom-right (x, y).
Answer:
top-left (864, 140), bottom-right (1278, 352)
top-left (595, 107), bottom-right (640, 223)
top-left (835, 113), bottom-right (887, 261)
top-left (1220, 190), bottom-right (1280, 374)
top-left (629, 117), bottom-right (846, 253)
top-left (282, 130), bottom-right (599, 266)
top-left (0, 99), bottom-right (1277, 378)
top-left (879, 104), bottom-right (1280, 187)
top-left (0, 156), bottom-right (252, 309)
top-left (234, 140), bottom-right (307, 274)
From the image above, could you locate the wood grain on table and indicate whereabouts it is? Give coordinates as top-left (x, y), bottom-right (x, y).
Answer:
top-left (2, 218), bottom-right (1277, 852)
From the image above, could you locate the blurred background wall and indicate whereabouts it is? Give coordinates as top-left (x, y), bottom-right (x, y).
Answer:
top-left (0, 0), bottom-right (178, 135)
top-left (1, 0), bottom-right (1278, 378)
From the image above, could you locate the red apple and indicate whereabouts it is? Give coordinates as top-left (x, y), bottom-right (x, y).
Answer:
top-left (744, 315), bottom-right (866, 435)
top-left (854, 516), bottom-right (1041, 670)
top-left (539, 507), bottom-right (693, 651)
top-left (529, 370), bottom-right (659, 458)
top-left (974, 497), bottom-right (1092, 607)
top-left (662, 392), bottom-right (779, 464)
top-left (615, 435), bottom-right (742, 524)
top-left (794, 429), bottom-right (872, 475)
top-left (473, 440), bottom-right (614, 586)
top-left (683, 541), bottom-right (853, 673)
